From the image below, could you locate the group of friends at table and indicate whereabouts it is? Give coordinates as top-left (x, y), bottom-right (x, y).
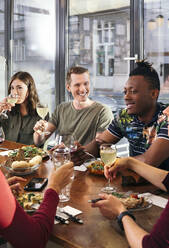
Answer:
top-left (0, 61), bottom-right (169, 247)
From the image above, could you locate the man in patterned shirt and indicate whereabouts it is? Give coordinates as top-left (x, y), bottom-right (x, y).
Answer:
top-left (75, 60), bottom-right (169, 171)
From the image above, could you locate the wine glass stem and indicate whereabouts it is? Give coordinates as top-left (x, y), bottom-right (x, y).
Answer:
top-left (108, 178), bottom-right (111, 187)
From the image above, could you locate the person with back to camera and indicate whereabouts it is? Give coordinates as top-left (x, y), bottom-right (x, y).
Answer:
top-left (92, 157), bottom-right (169, 248)
top-left (0, 161), bottom-right (74, 248)
top-left (0, 71), bottom-right (44, 145)
top-left (72, 60), bottom-right (169, 172)
top-left (33, 66), bottom-right (113, 147)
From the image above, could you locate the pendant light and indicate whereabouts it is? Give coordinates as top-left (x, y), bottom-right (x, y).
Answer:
top-left (156, 0), bottom-right (164, 26)
top-left (148, 19), bottom-right (156, 30)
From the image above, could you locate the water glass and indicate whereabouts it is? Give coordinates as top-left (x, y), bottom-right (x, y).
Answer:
top-left (55, 134), bottom-right (77, 152)
top-left (52, 147), bottom-right (72, 202)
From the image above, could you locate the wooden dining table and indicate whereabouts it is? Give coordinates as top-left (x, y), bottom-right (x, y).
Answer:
top-left (0, 140), bottom-right (168, 248)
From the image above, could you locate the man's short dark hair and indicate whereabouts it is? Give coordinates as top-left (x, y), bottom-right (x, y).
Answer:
top-left (66, 66), bottom-right (89, 85)
top-left (129, 60), bottom-right (160, 91)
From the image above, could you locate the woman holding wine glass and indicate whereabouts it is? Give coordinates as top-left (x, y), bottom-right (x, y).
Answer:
top-left (0, 71), bottom-right (45, 145)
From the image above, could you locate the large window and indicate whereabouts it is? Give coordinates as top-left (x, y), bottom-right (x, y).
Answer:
top-left (12, 0), bottom-right (56, 113)
top-left (0, 0), bottom-right (5, 99)
top-left (144, 0), bottom-right (169, 104)
top-left (68, 0), bottom-right (130, 112)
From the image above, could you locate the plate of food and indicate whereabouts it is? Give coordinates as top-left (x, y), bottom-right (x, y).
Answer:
top-left (2, 146), bottom-right (46, 175)
top-left (85, 159), bottom-right (104, 175)
top-left (16, 192), bottom-right (43, 212)
top-left (8, 146), bottom-right (48, 159)
top-left (111, 192), bottom-right (152, 211)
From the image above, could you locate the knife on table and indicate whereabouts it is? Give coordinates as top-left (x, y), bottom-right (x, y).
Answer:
top-left (61, 211), bottom-right (83, 224)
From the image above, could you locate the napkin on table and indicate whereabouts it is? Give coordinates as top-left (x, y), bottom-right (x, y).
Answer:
top-left (138, 192), bottom-right (168, 209)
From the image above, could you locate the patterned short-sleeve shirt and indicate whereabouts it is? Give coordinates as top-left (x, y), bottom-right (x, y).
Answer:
top-left (108, 102), bottom-right (169, 170)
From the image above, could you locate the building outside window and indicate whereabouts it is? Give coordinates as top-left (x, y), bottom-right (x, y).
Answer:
top-left (68, 0), bottom-right (130, 112)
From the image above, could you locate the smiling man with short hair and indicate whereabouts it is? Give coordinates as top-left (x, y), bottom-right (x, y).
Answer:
top-left (33, 66), bottom-right (113, 146)
top-left (81, 61), bottom-right (169, 171)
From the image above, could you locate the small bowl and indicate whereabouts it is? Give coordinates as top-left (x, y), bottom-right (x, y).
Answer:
top-left (2, 163), bottom-right (41, 176)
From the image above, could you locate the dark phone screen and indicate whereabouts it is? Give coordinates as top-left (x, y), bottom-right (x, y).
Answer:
top-left (25, 178), bottom-right (48, 190)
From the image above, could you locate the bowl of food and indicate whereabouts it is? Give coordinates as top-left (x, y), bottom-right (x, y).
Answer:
top-left (85, 159), bottom-right (105, 175)
top-left (2, 146), bottom-right (44, 175)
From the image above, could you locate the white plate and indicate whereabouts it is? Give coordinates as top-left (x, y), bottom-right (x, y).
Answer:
top-left (129, 198), bottom-right (153, 212)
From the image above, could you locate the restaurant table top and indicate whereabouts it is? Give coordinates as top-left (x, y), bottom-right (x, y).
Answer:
top-left (0, 140), bottom-right (167, 248)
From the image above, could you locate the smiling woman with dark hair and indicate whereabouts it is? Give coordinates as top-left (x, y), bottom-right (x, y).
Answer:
top-left (0, 71), bottom-right (44, 145)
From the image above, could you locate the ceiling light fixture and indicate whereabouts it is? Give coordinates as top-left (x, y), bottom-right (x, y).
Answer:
top-left (148, 19), bottom-right (156, 30)
top-left (156, 0), bottom-right (164, 26)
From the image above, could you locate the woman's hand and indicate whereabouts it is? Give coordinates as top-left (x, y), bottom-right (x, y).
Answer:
top-left (7, 176), bottom-right (27, 194)
top-left (104, 157), bottom-right (131, 180)
top-left (47, 161), bottom-right (74, 194)
top-left (91, 193), bottom-right (126, 219)
top-left (0, 98), bottom-right (13, 114)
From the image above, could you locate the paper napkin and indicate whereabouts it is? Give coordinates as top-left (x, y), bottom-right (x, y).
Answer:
top-left (74, 164), bottom-right (87, 172)
top-left (60, 206), bottom-right (82, 216)
top-left (138, 192), bottom-right (168, 209)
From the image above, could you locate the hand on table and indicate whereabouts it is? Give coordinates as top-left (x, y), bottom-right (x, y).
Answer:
top-left (47, 161), bottom-right (74, 194)
top-left (8, 176), bottom-right (27, 194)
top-left (91, 193), bottom-right (126, 219)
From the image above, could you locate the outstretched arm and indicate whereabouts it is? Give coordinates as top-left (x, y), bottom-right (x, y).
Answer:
top-left (85, 130), bottom-right (120, 157)
top-left (135, 138), bottom-right (169, 168)
top-left (106, 157), bottom-right (168, 191)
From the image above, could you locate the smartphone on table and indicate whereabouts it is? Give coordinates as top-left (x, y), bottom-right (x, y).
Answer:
top-left (24, 177), bottom-right (48, 191)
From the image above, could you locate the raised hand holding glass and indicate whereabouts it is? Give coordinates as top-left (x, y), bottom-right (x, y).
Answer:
top-left (0, 94), bottom-right (19, 119)
top-left (100, 143), bottom-right (117, 193)
top-left (36, 103), bottom-right (50, 136)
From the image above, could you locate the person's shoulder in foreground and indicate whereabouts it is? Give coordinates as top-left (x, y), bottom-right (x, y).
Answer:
top-left (0, 162), bottom-right (73, 248)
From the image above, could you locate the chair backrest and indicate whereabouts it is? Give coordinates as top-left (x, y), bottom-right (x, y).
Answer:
top-left (116, 143), bottom-right (129, 157)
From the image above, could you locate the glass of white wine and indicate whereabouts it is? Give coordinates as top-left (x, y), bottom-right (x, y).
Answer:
top-left (0, 94), bottom-right (19, 119)
top-left (36, 103), bottom-right (50, 136)
top-left (100, 143), bottom-right (117, 193)
top-left (36, 103), bottom-right (49, 120)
